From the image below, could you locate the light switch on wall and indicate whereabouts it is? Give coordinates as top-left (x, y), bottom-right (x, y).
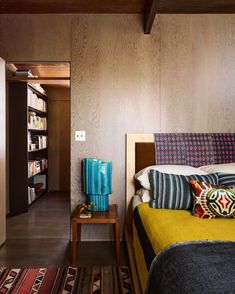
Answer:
top-left (75, 131), bottom-right (86, 141)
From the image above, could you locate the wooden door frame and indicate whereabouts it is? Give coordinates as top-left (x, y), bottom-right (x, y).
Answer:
top-left (3, 60), bottom-right (71, 243)
top-left (0, 57), bottom-right (6, 245)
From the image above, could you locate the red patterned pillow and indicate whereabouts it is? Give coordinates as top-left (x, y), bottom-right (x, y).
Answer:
top-left (190, 180), bottom-right (235, 218)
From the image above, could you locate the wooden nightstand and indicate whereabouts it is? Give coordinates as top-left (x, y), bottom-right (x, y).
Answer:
top-left (72, 204), bottom-right (120, 266)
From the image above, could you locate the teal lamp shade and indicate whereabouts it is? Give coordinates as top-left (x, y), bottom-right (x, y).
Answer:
top-left (83, 158), bottom-right (112, 211)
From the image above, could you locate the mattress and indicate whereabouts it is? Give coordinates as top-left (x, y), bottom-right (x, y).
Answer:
top-left (133, 203), bottom-right (235, 292)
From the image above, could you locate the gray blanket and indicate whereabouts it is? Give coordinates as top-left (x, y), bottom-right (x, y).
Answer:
top-left (145, 241), bottom-right (235, 294)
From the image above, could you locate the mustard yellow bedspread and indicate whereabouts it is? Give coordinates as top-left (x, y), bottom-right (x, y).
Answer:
top-left (134, 203), bottom-right (235, 292)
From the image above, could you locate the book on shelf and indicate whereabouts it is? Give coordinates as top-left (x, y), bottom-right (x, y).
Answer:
top-left (14, 69), bottom-right (33, 77)
top-left (28, 161), bottom-right (34, 177)
top-left (41, 136), bottom-right (47, 148)
top-left (28, 186), bottom-right (36, 205)
top-left (35, 161), bottom-right (41, 173)
top-left (28, 112), bottom-right (47, 130)
top-left (28, 88), bottom-right (47, 112)
top-left (36, 158), bottom-right (48, 171)
top-left (28, 158), bottom-right (48, 177)
top-left (29, 83), bottom-right (46, 95)
top-left (28, 131), bottom-right (32, 151)
top-left (28, 175), bottom-right (46, 204)
top-left (28, 187), bottom-right (31, 205)
top-left (28, 134), bottom-right (47, 151)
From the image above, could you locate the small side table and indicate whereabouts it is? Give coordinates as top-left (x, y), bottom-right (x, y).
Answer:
top-left (72, 204), bottom-right (120, 266)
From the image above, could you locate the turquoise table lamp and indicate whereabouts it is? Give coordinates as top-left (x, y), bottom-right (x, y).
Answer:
top-left (83, 158), bottom-right (112, 211)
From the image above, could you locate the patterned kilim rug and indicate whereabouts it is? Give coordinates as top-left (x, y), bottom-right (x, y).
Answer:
top-left (0, 265), bottom-right (133, 294)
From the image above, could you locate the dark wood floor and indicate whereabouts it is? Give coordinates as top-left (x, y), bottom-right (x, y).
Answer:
top-left (0, 192), bottom-right (127, 267)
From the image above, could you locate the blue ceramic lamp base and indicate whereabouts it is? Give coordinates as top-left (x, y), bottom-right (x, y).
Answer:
top-left (83, 158), bottom-right (112, 212)
top-left (87, 194), bottom-right (109, 211)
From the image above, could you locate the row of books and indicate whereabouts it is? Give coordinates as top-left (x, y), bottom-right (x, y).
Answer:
top-left (28, 187), bottom-right (36, 205)
top-left (28, 175), bottom-right (46, 205)
top-left (28, 88), bottom-right (47, 112)
top-left (28, 111), bottom-right (47, 130)
top-left (28, 132), bottom-right (47, 151)
top-left (28, 158), bottom-right (48, 178)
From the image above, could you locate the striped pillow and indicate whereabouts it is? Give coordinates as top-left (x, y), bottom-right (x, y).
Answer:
top-left (218, 173), bottom-right (235, 188)
top-left (149, 170), bottom-right (218, 210)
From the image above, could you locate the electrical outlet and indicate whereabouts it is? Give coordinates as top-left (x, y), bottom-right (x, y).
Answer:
top-left (75, 131), bottom-right (86, 141)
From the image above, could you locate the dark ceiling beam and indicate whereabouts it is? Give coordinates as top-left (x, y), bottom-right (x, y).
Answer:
top-left (0, 0), bottom-right (146, 14)
top-left (144, 0), bottom-right (159, 34)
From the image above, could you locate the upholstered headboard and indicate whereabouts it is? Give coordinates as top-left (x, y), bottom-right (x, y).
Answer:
top-left (154, 133), bottom-right (235, 167)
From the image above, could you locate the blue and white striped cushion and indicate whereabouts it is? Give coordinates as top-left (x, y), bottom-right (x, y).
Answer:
top-left (218, 173), bottom-right (235, 188)
top-left (149, 170), bottom-right (218, 210)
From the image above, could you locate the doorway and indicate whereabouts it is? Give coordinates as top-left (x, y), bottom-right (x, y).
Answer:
top-left (2, 62), bottom-right (71, 266)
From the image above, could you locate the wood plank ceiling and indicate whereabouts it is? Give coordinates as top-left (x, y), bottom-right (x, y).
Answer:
top-left (1, 0), bottom-right (235, 33)
top-left (6, 63), bottom-right (70, 87)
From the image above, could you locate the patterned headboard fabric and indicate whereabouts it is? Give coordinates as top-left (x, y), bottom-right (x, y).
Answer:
top-left (154, 133), bottom-right (235, 167)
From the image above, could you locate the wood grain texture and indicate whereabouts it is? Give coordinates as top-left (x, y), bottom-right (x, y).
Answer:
top-left (72, 205), bottom-right (120, 265)
top-left (14, 63), bottom-right (70, 78)
top-left (125, 134), bottom-right (154, 231)
top-left (0, 57), bottom-right (6, 245)
top-left (8, 82), bottom-right (28, 215)
top-left (2, 190), bottom-right (127, 267)
top-left (7, 62), bottom-right (70, 87)
top-left (71, 14), bottom-right (160, 240)
top-left (0, 15), bottom-right (71, 61)
top-left (45, 87), bottom-right (70, 192)
top-left (1, 14), bottom-right (235, 240)
top-left (159, 15), bottom-right (235, 132)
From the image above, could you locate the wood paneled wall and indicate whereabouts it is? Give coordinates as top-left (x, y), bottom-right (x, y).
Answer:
top-left (159, 15), bottom-right (235, 132)
top-left (45, 86), bottom-right (70, 192)
top-left (1, 14), bottom-right (235, 240)
top-left (0, 57), bottom-right (6, 245)
top-left (0, 15), bottom-right (72, 61)
top-left (71, 15), bottom-right (160, 240)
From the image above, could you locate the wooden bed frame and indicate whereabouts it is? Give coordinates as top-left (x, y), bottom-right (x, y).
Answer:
top-left (125, 133), bottom-right (235, 293)
top-left (125, 134), bottom-right (154, 294)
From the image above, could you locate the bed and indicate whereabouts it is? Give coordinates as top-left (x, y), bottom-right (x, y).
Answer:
top-left (125, 133), bottom-right (235, 294)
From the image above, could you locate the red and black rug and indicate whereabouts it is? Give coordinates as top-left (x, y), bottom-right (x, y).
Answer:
top-left (0, 265), bottom-right (133, 294)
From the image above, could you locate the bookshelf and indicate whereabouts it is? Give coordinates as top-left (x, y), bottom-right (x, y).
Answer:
top-left (8, 81), bottom-right (48, 215)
